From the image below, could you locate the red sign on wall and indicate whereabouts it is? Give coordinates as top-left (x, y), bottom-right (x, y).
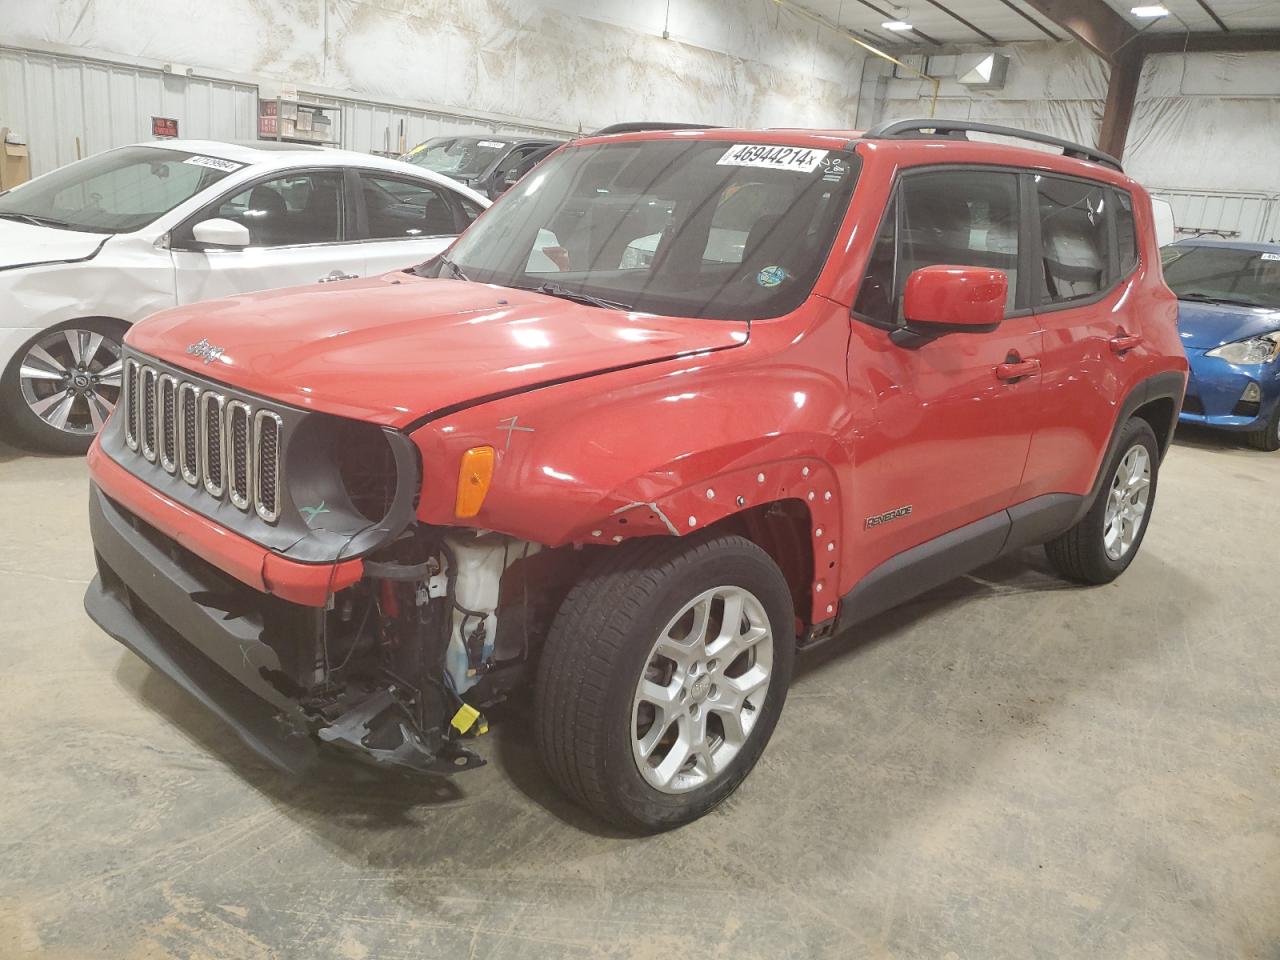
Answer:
top-left (152, 117), bottom-right (179, 138)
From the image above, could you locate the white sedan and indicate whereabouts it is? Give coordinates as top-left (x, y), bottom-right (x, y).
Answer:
top-left (0, 139), bottom-right (489, 452)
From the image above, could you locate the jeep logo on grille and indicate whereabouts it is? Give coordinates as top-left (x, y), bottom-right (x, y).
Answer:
top-left (186, 338), bottom-right (225, 364)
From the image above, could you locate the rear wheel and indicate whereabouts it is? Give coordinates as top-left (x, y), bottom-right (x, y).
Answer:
top-left (1, 319), bottom-right (126, 454)
top-left (1245, 403), bottom-right (1280, 452)
top-left (534, 534), bottom-right (795, 832)
top-left (1046, 417), bottom-right (1160, 585)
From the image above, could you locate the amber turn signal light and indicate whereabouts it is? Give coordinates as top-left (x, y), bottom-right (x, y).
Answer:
top-left (455, 446), bottom-right (496, 518)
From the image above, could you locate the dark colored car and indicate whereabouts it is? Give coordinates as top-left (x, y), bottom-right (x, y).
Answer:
top-left (401, 135), bottom-right (564, 199)
top-left (1163, 239), bottom-right (1280, 451)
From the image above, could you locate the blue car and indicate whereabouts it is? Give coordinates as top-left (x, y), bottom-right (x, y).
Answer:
top-left (1163, 239), bottom-right (1280, 451)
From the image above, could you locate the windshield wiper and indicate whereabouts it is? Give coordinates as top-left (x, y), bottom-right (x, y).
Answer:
top-left (439, 256), bottom-right (470, 282)
top-left (0, 212), bottom-right (74, 229)
top-left (527, 281), bottom-right (631, 311)
top-left (1177, 292), bottom-right (1261, 308)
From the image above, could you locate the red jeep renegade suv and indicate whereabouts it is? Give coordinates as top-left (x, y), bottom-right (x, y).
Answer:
top-left (84, 120), bottom-right (1187, 831)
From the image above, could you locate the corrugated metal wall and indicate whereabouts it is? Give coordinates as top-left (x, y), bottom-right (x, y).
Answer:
top-left (331, 95), bottom-right (573, 158)
top-left (0, 45), bottom-right (257, 176)
top-left (1151, 188), bottom-right (1280, 244)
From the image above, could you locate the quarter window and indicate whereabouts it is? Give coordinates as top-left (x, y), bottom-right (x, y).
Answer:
top-left (359, 173), bottom-right (458, 239)
top-left (1115, 189), bottom-right (1138, 274)
top-left (1036, 176), bottom-right (1109, 304)
top-left (205, 170), bottom-right (344, 247)
top-left (853, 169), bottom-right (1021, 326)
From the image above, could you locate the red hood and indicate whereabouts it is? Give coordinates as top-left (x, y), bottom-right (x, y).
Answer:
top-left (126, 273), bottom-right (749, 427)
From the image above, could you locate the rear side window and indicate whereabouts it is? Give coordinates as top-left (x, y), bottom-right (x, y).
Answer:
top-left (853, 169), bottom-right (1021, 326)
top-left (1036, 176), bottom-right (1109, 304)
top-left (359, 172), bottom-right (458, 239)
top-left (1115, 189), bottom-right (1138, 274)
top-left (459, 197), bottom-right (486, 224)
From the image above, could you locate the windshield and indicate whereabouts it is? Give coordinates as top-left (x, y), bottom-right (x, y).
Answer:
top-left (0, 146), bottom-right (237, 234)
top-left (426, 138), bottom-right (859, 320)
top-left (404, 137), bottom-right (511, 179)
top-left (1161, 244), bottom-right (1280, 310)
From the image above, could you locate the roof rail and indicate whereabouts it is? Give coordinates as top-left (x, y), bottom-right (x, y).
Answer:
top-left (863, 118), bottom-right (1122, 172)
top-left (588, 121), bottom-right (719, 137)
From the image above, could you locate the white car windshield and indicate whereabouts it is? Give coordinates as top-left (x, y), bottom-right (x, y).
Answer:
top-left (425, 138), bottom-right (860, 321)
top-left (0, 146), bottom-right (238, 234)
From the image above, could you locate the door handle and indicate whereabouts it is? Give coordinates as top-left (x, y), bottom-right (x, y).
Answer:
top-left (996, 355), bottom-right (1040, 382)
top-left (1110, 332), bottom-right (1143, 354)
top-left (318, 271), bottom-right (359, 283)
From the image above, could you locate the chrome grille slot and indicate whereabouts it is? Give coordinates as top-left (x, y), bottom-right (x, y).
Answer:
top-left (118, 353), bottom-right (288, 525)
top-left (200, 392), bottom-right (226, 498)
top-left (226, 400), bottom-right (252, 511)
top-left (139, 366), bottom-right (159, 463)
top-left (253, 410), bottom-right (283, 523)
top-left (123, 359), bottom-right (140, 451)
top-left (177, 383), bottom-right (201, 486)
top-left (157, 375), bottom-right (178, 474)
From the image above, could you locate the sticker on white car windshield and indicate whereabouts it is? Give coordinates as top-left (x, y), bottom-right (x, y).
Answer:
top-left (1261, 252), bottom-right (1280, 261)
top-left (718, 144), bottom-right (829, 173)
top-left (183, 155), bottom-right (243, 173)
top-left (757, 265), bottom-right (789, 287)
top-left (477, 140), bottom-right (508, 149)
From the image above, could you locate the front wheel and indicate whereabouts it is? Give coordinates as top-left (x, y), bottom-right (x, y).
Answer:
top-left (534, 534), bottom-right (795, 832)
top-left (1045, 417), bottom-right (1160, 584)
top-left (1, 319), bottom-right (126, 454)
top-left (1245, 403), bottom-right (1280, 452)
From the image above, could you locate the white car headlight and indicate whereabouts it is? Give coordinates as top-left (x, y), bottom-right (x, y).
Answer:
top-left (1206, 331), bottom-right (1280, 365)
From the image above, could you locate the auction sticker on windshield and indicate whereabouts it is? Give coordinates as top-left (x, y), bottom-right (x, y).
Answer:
top-left (183, 156), bottom-right (244, 173)
top-left (718, 144), bottom-right (829, 173)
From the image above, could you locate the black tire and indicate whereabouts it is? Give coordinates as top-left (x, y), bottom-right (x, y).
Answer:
top-left (533, 533), bottom-right (795, 832)
top-left (0, 318), bottom-right (127, 455)
top-left (1046, 417), bottom-right (1160, 585)
top-left (1245, 404), bottom-right (1280, 452)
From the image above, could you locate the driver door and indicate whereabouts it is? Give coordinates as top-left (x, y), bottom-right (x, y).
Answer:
top-left (171, 168), bottom-right (363, 303)
top-left (848, 167), bottom-right (1043, 580)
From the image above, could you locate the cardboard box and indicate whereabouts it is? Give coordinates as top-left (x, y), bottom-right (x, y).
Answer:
top-left (0, 129), bottom-right (31, 190)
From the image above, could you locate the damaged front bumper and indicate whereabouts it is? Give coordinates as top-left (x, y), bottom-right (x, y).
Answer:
top-left (84, 484), bottom-right (482, 776)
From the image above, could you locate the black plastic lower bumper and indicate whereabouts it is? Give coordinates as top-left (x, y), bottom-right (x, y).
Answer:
top-left (84, 483), bottom-right (321, 774)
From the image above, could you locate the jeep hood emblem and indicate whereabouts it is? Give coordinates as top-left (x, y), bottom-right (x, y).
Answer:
top-left (186, 338), bottom-right (225, 364)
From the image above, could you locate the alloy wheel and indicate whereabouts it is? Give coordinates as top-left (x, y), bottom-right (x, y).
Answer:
top-left (1103, 443), bottom-right (1151, 561)
top-left (631, 585), bottom-right (774, 793)
top-left (18, 329), bottom-right (122, 436)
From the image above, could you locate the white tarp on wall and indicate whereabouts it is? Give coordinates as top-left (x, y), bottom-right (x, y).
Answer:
top-left (2, 0), bottom-right (865, 135)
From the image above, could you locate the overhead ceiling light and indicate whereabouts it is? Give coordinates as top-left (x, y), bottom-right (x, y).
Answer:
top-left (882, 20), bottom-right (913, 30)
top-left (1130, 4), bottom-right (1170, 16)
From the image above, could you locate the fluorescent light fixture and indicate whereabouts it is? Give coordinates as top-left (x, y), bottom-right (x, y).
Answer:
top-left (1130, 4), bottom-right (1170, 16)
top-left (882, 19), bottom-right (913, 30)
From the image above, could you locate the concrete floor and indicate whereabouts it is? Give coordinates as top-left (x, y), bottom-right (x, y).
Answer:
top-left (1, 427), bottom-right (1278, 959)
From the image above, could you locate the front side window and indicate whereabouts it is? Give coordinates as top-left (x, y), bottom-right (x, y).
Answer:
top-left (853, 169), bottom-right (1020, 327)
top-left (359, 173), bottom-right (457, 239)
top-left (1037, 176), bottom-right (1109, 304)
top-left (202, 170), bottom-right (344, 247)
top-left (1161, 244), bottom-right (1280, 309)
top-left (429, 139), bottom-right (860, 321)
top-left (0, 146), bottom-right (234, 233)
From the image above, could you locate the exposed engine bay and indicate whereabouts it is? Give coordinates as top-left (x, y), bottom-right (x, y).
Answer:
top-left (289, 527), bottom-right (575, 775)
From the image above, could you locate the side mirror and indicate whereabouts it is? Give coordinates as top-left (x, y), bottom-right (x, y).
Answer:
top-left (191, 218), bottom-right (251, 249)
top-left (894, 265), bottom-right (1008, 346)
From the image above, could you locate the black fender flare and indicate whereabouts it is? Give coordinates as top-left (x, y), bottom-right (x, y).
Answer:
top-left (1083, 369), bottom-right (1186, 513)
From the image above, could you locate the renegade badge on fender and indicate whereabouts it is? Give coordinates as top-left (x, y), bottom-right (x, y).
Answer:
top-left (84, 120), bottom-right (1187, 832)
